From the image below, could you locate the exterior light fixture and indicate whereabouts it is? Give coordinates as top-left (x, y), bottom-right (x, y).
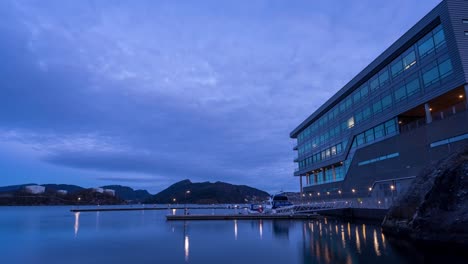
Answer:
top-left (338, 190), bottom-right (342, 194)
top-left (368, 187), bottom-right (372, 191)
top-left (459, 95), bottom-right (464, 99)
top-left (326, 192), bottom-right (330, 195)
top-left (390, 185), bottom-right (395, 190)
top-left (429, 108), bottom-right (433, 111)
top-left (309, 193), bottom-right (312, 196)
top-left (398, 121), bottom-right (402, 124)
top-left (352, 189), bottom-right (356, 193)
top-left (317, 192), bottom-right (321, 196)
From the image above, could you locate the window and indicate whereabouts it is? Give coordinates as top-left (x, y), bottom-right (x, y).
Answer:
top-left (345, 97), bottom-right (353, 109)
top-left (360, 85), bottom-right (369, 98)
top-left (391, 59), bottom-right (403, 77)
top-left (406, 78), bottom-right (420, 97)
top-left (373, 100), bottom-right (383, 114)
top-left (370, 75), bottom-right (379, 91)
top-left (382, 94), bottom-right (392, 110)
top-left (433, 27), bottom-right (446, 49)
top-left (355, 111), bottom-right (363, 123)
top-left (394, 85), bottom-right (407, 102)
top-left (362, 107), bottom-right (371, 120)
top-left (356, 134), bottom-right (365, 145)
top-left (418, 35), bottom-right (435, 58)
top-left (422, 65), bottom-right (439, 87)
top-left (385, 119), bottom-right (397, 134)
top-left (379, 69), bottom-right (389, 86)
top-left (438, 58), bottom-right (453, 78)
top-left (347, 116), bottom-right (355, 128)
top-left (331, 146), bottom-right (337, 156)
top-left (336, 143), bottom-right (342, 153)
top-left (365, 129), bottom-right (375, 143)
top-left (353, 91), bottom-right (361, 104)
top-left (374, 124), bottom-right (385, 139)
top-left (403, 50), bottom-right (416, 70)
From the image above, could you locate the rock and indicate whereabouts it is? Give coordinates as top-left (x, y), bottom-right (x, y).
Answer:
top-left (381, 146), bottom-right (468, 246)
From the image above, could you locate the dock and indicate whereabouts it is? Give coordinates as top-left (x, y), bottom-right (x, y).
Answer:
top-left (70, 206), bottom-right (228, 213)
top-left (166, 213), bottom-right (322, 221)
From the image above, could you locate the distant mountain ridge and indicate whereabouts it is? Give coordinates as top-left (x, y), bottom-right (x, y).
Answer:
top-left (146, 179), bottom-right (270, 204)
top-left (100, 185), bottom-right (151, 202)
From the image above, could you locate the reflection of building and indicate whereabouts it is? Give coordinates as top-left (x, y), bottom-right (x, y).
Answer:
top-left (92, 188), bottom-right (104, 193)
top-left (57, 190), bottom-right (68, 195)
top-left (24, 185), bottom-right (45, 194)
top-left (291, 0), bottom-right (468, 200)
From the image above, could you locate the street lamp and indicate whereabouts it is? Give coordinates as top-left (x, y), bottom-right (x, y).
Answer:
top-left (184, 190), bottom-right (191, 215)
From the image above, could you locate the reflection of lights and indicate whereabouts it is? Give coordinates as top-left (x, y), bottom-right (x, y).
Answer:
top-left (341, 227), bottom-right (345, 249)
top-left (234, 220), bottom-right (238, 240)
top-left (309, 193), bottom-right (312, 197)
top-left (74, 212), bottom-right (80, 237)
top-left (335, 225), bottom-right (338, 234)
top-left (324, 218), bottom-right (327, 225)
top-left (347, 222), bottom-right (351, 238)
top-left (355, 226), bottom-right (361, 253)
top-left (381, 232), bottom-right (386, 250)
top-left (373, 229), bottom-right (381, 256)
top-left (362, 224), bottom-right (367, 241)
top-left (184, 235), bottom-right (189, 262)
top-left (259, 220), bottom-right (263, 239)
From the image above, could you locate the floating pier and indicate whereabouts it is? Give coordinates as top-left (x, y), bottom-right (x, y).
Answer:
top-left (166, 213), bottom-right (322, 221)
top-left (70, 206), bottom-right (228, 213)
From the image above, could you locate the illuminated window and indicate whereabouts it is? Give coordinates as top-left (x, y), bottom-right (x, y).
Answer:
top-left (347, 116), bottom-right (355, 128)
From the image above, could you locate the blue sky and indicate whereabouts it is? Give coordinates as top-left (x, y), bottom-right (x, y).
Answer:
top-left (0, 0), bottom-right (441, 194)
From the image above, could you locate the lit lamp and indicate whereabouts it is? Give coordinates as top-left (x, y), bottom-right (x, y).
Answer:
top-left (352, 189), bottom-right (356, 194)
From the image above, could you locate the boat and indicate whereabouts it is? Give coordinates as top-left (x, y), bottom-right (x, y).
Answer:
top-left (249, 193), bottom-right (294, 214)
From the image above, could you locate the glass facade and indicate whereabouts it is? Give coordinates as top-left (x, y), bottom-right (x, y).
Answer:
top-left (294, 22), bottom-right (455, 186)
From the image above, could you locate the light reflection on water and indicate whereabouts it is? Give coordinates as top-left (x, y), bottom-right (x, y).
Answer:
top-left (0, 207), bottom-right (466, 264)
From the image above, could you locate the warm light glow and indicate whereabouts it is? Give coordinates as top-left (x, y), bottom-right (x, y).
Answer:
top-left (172, 209), bottom-right (176, 215)
top-left (259, 220), bottom-right (263, 239)
top-left (368, 187), bottom-right (372, 191)
top-left (74, 212), bottom-right (80, 237)
top-left (352, 189), bottom-right (356, 193)
top-left (355, 226), bottom-right (361, 254)
top-left (390, 185), bottom-right (395, 190)
top-left (429, 108), bottom-right (433, 111)
top-left (184, 235), bottom-right (189, 262)
top-left (173, 198), bottom-right (176, 202)
top-left (373, 229), bottom-right (381, 256)
top-left (234, 220), bottom-right (238, 240)
top-left (398, 121), bottom-right (402, 124)
top-left (459, 94), bottom-right (464, 99)
top-left (77, 197), bottom-right (81, 201)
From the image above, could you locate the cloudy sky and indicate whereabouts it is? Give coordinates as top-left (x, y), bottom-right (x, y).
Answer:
top-left (0, 0), bottom-right (441, 193)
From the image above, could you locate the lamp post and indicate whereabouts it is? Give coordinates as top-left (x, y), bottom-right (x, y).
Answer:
top-left (184, 190), bottom-right (191, 215)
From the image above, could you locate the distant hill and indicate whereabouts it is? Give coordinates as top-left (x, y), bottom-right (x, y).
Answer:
top-left (100, 185), bottom-right (151, 202)
top-left (0, 184), bottom-right (36, 194)
top-left (146, 179), bottom-right (270, 204)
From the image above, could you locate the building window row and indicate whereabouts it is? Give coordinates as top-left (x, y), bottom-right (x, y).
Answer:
top-left (307, 163), bottom-right (346, 186)
top-left (297, 24), bottom-right (447, 145)
top-left (358, 152), bottom-right (400, 166)
top-left (351, 118), bottom-right (398, 148)
top-left (430, 132), bottom-right (468, 148)
top-left (298, 142), bottom-right (344, 170)
top-left (298, 56), bottom-right (453, 157)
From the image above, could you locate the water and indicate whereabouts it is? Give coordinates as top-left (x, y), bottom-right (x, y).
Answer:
top-left (0, 206), bottom-right (465, 264)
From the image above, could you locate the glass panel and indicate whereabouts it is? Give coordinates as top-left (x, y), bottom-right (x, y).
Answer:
top-left (353, 91), bottom-right (361, 104)
top-left (391, 59), bottom-right (403, 77)
top-left (379, 69), bottom-right (389, 86)
top-left (418, 36), bottom-right (435, 58)
top-left (382, 94), bottom-right (392, 109)
top-left (347, 116), bottom-right (355, 128)
top-left (403, 50), bottom-right (416, 70)
top-left (362, 107), bottom-right (371, 120)
top-left (374, 124), bottom-right (385, 139)
top-left (360, 85), bottom-right (369, 98)
top-left (422, 65), bottom-right (439, 87)
top-left (370, 76), bottom-right (379, 91)
top-left (433, 27), bottom-right (446, 49)
top-left (373, 100), bottom-right (383, 114)
top-left (385, 119), bottom-right (397, 134)
top-left (394, 85), bottom-right (407, 102)
top-left (438, 58), bottom-right (453, 79)
top-left (406, 78), bottom-right (420, 96)
top-left (356, 133), bottom-right (365, 145)
top-left (355, 111), bottom-right (363, 123)
top-left (365, 129), bottom-right (375, 142)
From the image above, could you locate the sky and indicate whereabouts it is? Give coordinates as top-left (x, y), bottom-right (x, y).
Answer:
top-left (0, 0), bottom-right (441, 194)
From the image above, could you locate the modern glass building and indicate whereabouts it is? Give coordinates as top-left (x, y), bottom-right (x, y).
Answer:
top-left (290, 0), bottom-right (468, 201)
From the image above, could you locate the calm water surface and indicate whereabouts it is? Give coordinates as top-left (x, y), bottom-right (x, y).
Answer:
top-left (0, 206), bottom-right (465, 264)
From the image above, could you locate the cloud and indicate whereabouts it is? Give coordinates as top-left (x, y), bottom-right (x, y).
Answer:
top-left (0, 0), bottom-right (441, 193)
